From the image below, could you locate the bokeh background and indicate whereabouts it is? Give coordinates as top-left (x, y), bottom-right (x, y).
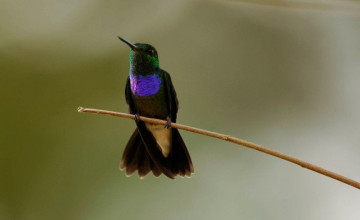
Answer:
top-left (1, 0), bottom-right (360, 219)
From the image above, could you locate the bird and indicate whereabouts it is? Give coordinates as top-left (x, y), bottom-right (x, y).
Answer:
top-left (118, 37), bottom-right (194, 179)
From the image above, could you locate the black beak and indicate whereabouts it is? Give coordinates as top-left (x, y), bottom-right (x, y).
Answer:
top-left (118, 37), bottom-right (137, 50)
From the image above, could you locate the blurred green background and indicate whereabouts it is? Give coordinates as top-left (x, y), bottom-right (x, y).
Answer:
top-left (1, 0), bottom-right (360, 219)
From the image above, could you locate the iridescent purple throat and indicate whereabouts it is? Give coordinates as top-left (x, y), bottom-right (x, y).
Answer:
top-left (130, 74), bottom-right (162, 97)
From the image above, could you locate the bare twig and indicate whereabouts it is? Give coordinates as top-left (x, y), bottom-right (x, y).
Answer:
top-left (226, 0), bottom-right (360, 14)
top-left (78, 106), bottom-right (360, 190)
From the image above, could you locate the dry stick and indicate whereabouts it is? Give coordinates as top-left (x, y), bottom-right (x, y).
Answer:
top-left (227, 0), bottom-right (360, 14)
top-left (78, 106), bottom-right (360, 190)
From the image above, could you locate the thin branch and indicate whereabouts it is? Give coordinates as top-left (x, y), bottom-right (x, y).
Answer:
top-left (78, 106), bottom-right (360, 190)
top-left (226, 0), bottom-right (360, 14)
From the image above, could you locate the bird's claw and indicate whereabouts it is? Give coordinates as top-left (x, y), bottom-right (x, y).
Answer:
top-left (165, 116), bottom-right (172, 129)
top-left (134, 113), bottom-right (140, 123)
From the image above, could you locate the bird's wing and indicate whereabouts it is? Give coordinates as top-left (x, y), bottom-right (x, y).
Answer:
top-left (162, 70), bottom-right (179, 123)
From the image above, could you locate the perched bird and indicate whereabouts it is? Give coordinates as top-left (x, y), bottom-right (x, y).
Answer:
top-left (118, 37), bottom-right (194, 179)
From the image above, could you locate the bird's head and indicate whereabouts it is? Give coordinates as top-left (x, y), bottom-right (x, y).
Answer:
top-left (119, 37), bottom-right (159, 75)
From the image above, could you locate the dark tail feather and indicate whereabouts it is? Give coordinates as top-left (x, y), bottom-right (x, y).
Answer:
top-left (120, 129), bottom-right (140, 174)
top-left (120, 126), bottom-right (194, 179)
top-left (138, 150), bottom-right (152, 178)
top-left (120, 129), bottom-right (151, 177)
top-left (151, 161), bottom-right (162, 177)
top-left (120, 129), bottom-right (167, 178)
top-left (135, 122), bottom-right (176, 179)
top-left (168, 128), bottom-right (194, 177)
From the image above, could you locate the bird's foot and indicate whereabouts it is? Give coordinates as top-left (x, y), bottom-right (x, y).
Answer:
top-left (134, 113), bottom-right (140, 124)
top-left (165, 116), bottom-right (172, 129)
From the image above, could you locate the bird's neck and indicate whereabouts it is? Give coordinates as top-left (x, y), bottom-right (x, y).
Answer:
top-left (130, 64), bottom-right (158, 76)
top-left (129, 55), bottom-right (159, 76)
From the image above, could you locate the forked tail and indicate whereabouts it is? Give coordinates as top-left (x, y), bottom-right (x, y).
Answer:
top-left (120, 127), bottom-right (194, 179)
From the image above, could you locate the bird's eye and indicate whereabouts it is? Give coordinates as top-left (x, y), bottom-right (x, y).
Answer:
top-left (147, 49), bottom-right (155, 56)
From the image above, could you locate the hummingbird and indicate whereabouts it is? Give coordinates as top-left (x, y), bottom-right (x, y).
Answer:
top-left (118, 37), bottom-right (194, 179)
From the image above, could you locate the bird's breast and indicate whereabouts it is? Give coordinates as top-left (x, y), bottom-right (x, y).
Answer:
top-left (130, 74), bottom-right (162, 97)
